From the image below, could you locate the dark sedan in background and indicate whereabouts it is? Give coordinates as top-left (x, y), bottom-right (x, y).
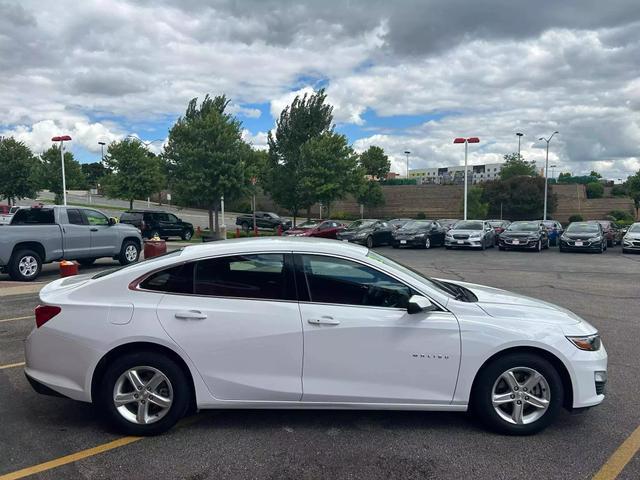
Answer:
top-left (498, 221), bottom-right (549, 251)
top-left (391, 220), bottom-right (446, 249)
top-left (559, 221), bottom-right (607, 253)
top-left (336, 219), bottom-right (394, 248)
top-left (284, 219), bottom-right (345, 239)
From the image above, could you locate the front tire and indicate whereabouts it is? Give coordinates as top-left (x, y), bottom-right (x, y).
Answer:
top-left (472, 353), bottom-right (563, 435)
top-left (181, 230), bottom-right (193, 241)
top-left (8, 249), bottom-right (42, 282)
top-left (119, 240), bottom-right (140, 265)
top-left (424, 236), bottom-right (431, 249)
top-left (536, 240), bottom-right (542, 252)
top-left (98, 351), bottom-right (190, 436)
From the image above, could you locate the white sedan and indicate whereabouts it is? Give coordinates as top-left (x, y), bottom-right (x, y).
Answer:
top-left (25, 238), bottom-right (607, 435)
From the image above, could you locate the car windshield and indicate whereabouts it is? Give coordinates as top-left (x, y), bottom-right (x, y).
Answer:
top-left (629, 224), bottom-right (640, 233)
top-left (453, 221), bottom-right (483, 230)
top-left (349, 220), bottom-right (375, 229)
top-left (566, 222), bottom-right (600, 233)
top-left (402, 220), bottom-right (431, 229)
top-left (507, 222), bottom-right (539, 232)
top-left (541, 221), bottom-right (556, 227)
top-left (92, 249), bottom-right (184, 279)
top-left (487, 221), bottom-right (505, 227)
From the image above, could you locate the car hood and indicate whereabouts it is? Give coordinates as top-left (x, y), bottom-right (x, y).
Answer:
top-left (442, 279), bottom-right (582, 326)
top-left (624, 232), bottom-right (640, 240)
top-left (343, 227), bottom-right (373, 234)
top-left (396, 228), bottom-right (428, 235)
top-left (501, 231), bottom-right (539, 238)
top-left (448, 229), bottom-right (483, 235)
top-left (562, 232), bottom-right (599, 240)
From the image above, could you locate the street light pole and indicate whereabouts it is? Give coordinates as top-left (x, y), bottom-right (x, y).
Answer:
top-left (98, 141), bottom-right (106, 161)
top-left (453, 137), bottom-right (480, 220)
top-left (52, 135), bottom-right (72, 206)
top-left (539, 131), bottom-right (559, 221)
top-left (404, 150), bottom-right (411, 178)
top-left (516, 132), bottom-right (524, 158)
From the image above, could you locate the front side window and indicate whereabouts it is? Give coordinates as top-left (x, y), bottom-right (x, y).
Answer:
top-left (84, 209), bottom-right (109, 226)
top-left (194, 254), bottom-right (293, 301)
top-left (298, 255), bottom-right (414, 309)
top-left (168, 214), bottom-right (179, 223)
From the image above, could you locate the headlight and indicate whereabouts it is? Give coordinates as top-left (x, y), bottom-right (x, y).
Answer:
top-left (470, 233), bottom-right (481, 238)
top-left (560, 235), bottom-right (570, 241)
top-left (528, 237), bottom-right (539, 241)
top-left (566, 334), bottom-right (601, 351)
top-left (588, 236), bottom-right (601, 242)
top-left (445, 233), bottom-right (453, 238)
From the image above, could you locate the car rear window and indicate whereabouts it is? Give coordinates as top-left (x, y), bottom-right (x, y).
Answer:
top-left (121, 212), bottom-right (142, 221)
top-left (11, 208), bottom-right (55, 224)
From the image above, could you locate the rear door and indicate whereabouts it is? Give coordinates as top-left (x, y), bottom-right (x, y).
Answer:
top-left (154, 252), bottom-right (304, 401)
top-left (61, 208), bottom-right (91, 259)
top-left (83, 209), bottom-right (119, 256)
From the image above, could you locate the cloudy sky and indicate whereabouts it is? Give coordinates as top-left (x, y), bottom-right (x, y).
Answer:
top-left (2, 0), bottom-right (639, 180)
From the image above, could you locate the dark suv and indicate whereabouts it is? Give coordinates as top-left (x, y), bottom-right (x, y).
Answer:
top-left (120, 210), bottom-right (194, 241)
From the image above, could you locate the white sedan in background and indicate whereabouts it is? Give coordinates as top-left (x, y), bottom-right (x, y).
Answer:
top-left (25, 238), bottom-right (606, 436)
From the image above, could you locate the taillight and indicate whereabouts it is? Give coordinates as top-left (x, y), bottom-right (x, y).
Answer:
top-left (35, 305), bottom-right (61, 328)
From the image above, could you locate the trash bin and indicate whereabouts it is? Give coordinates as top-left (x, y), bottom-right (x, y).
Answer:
top-left (59, 260), bottom-right (79, 278)
top-left (144, 240), bottom-right (167, 259)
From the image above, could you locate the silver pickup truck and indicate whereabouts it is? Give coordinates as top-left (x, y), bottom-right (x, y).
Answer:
top-left (0, 205), bottom-right (143, 281)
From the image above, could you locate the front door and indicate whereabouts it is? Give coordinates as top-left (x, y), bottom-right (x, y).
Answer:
top-left (83, 209), bottom-right (120, 257)
top-left (295, 254), bottom-right (460, 404)
top-left (62, 208), bottom-right (92, 259)
top-left (154, 253), bottom-right (303, 401)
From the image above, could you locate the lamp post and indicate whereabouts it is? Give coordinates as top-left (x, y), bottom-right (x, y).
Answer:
top-left (51, 135), bottom-right (72, 206)
top-left (515, 132), bottom-right (524, 158)
top-left (550, 164), bottom-right (557, 180)
top-left (404, 150), bottom-right (411, 178)
top-left (98, 141), bottom-right (106, 161)
top-left (453, 137), bottom-right (480, 220)
top-left (539, 131), bottom-right (559, 221)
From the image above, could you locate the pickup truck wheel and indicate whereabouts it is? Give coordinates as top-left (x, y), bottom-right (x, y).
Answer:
top-left (119, 241), bottom-right (140, 266)
top-left (78, 258), bottom-right (96, 267)
top-left (9, 249), bottom-right (42, 282)
top-left (181, 230), bottom-right (193, 241)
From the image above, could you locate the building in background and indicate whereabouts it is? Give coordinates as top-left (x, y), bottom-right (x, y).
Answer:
top-left (409, 163), bottom-right (504, 185)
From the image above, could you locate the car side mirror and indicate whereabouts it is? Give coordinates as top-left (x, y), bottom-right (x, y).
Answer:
top-left (407, 295), bottom-right (436, 314)
top-left (108, 217), bottom-right (117, 226)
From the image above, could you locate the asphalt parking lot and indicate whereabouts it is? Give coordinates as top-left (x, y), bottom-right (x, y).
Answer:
top-left (0, 244), bottom-right (638, 479)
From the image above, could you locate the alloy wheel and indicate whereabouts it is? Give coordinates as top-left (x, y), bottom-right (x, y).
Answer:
top-left (18, 256), bottom-right (38, 278)
top-left (125, 245), bottom-right (138, 262)
top-left (491, 367), bottom-right (550, 425)
top-left (424, 237), bottom-right (431, 249)
top-left (113, 366), bottom-right (174, 425)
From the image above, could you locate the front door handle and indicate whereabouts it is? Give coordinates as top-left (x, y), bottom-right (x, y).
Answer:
top-left (175, 310), bottom-right (207, 320)
top-left (90, 228), bottom-right (98, 232)
top-left (307, 316), bottom-right (340, 326)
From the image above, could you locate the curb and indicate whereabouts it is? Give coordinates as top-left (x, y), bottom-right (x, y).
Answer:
top-left (0, 283), bottom-right (45, 297)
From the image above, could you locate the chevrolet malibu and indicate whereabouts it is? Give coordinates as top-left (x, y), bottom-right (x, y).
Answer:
top-left (25, 238), bottom-right (606, 436)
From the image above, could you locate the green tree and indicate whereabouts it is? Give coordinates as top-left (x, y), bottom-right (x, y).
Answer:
top-left (81, 162), bottom-right (108, 189)
top-left (164, 94), bottom-right (250, 233)
top-left (356, 181), bottom-right (385, 215)
top-left (482, 176), bottom-right (557, 220)
top-left (298, 132), bottom-right (360, 216)
top-left (499, 153), bottom-right (537, 180)
top-left (464, 186), bottom-right (489, 218)
top-left (102, 139), bottom-right (165, 210)
top-left (557, 172), bottom-right (572, 183)
top-left (359, 145), bottom-right (390, 180)
top-left (625, 170), bottom-right (640, 219)
top-left (0, 137), bottom-right (39, 204)
top-left (265, 89), bottom-right (333, 226)
top-left (585, 181), bottom-right (604, 199)
top-left (568, 214), bottom-right (584, 222)
top-left (38, 146), bottom-right (86, 204)
top-left (589, 170), bottom-right (602, 179)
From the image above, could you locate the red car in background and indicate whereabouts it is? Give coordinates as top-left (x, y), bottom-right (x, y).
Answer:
top-left (595, 220), bottom-right (621, 247)
top-left (284, 219), bottom-right (346, 239)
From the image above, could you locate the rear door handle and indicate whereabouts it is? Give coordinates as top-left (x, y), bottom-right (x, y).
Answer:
top-left (175, 310), bottom-right (207, 320)
top-left (90, 228), bottom-right (98, 232)
top-left (307, 316), bottom-right (340, 326)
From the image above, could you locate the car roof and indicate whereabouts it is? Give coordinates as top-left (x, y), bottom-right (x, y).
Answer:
top-left (179, 237), bottom-right (369, 260)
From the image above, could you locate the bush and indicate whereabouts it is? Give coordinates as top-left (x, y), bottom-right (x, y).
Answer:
top-left (415, 212), bottom-right (426, 219)
top-left (608, 210), bottom-right (635, 222)
top-left (332, 211), bottom-right (359, 221)
top-left (611, 185), bottom-right (627, 197)
top-left (568, 214), bottom-right (584, 222)
top-left (585, 182), bottom-right (604, 199)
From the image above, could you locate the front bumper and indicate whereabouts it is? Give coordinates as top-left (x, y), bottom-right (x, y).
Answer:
top-left (445, 238), bottom-right (483, 248)
top-left (560, 239), bottom-right (604, 251)
top-left (393, 236), bottom-right (426, 247)
top-left (622, 239), bottom-right (640, 251)
top-left (499, 238), bottom-right (540, 249)
top-left (567, 344), bottom-right (608, 409)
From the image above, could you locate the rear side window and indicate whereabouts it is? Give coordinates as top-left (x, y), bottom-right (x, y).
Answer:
top-left (121, 212), bottom-right (141, 222)
top-left (194, 254), bottom-right (294, 301)
top-left (67, 209), bottom-right (85, 225)
top-left (11, 208), bottom-right (55, 224)
top-left (140, 263), bottom-right (194, 294)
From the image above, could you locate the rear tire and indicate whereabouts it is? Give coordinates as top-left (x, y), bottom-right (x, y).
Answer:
top-left (181, 230), bottom-right (193, 241)
top-left (119, 240), bottom-right (140, 266)
top-left (8, 249), bottom-right (42, 282)
top-left (471, 352), bottom-right (563, 435)
top-left (366, 236), bottom-right (374, 249)
top-left (498, 246), bottom-right (505, 251)
top-left (424, 237), bottom-right (431, 249)
top-left (98, 351), bottom-right (190, 436)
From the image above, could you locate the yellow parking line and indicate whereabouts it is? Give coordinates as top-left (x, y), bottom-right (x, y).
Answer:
top-left (0, 436), bottom-right (142, 480)
top-left (0, 362), bottom-right (25, 370)
top-left (592, 424), bottom-right (640, 480)
top-left (0, 316), bottom-right (33, 324)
